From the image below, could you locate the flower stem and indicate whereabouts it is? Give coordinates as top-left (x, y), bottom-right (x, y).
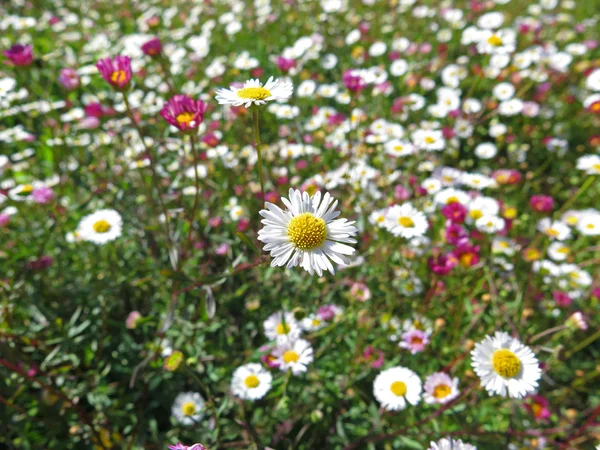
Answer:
top-left (252, 107), bottom-right (266, 205)
top-left (184, 135), bottom-right (202, 256)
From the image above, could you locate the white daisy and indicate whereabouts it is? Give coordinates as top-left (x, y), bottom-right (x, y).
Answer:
top-left (373, 366), bottom-right (422, 411)
top-left (215, 76), bottom-right (293, 108)
top-left (576, 154), bottom-right (600, 175)
top-left (576, 211), bottom-right (600, 236)
top-left (475, 215), bottom-right (505, 234)
top-left (263, 311), bottom-right (301, 344)
top-left (537, 218), bottom-right (571, 241)
top-left (301, 314), bottom-right (326, 331)
top-left (384, 203), bottom-right (429, 239)
top-left (258, 189), bottom-right (358, 276)
top-left (384, 139), bottom-right (415, 157)
top-left (273, 339), bottom-right (314, 375)
top-left (171, 392), bottom-right (205, 425)
top-left (428, 438), bottom-right (477, 450)
top-left (76, 209), bottom-right (123, 245)
top-left (412, 129), bottom-right (445, 151)
top-left (231, 363), bottom-right (273, 400)
top-left (471, 331), bottom-right (542, 398)
top-left (423, 372), bottom-right (460, 405)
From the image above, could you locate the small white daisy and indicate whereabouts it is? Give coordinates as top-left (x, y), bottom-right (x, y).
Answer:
top-left (475, 215), bottom-right (505, 234)
top-left (576, 211), bottom-right (600, 236)
top-left (171, 392), bottom-right (205, 425)
top-left (423, 372), bottom-right (460, 405)
top-left (231, 363), bottom-right (273, 400)
top-left (373, 366), bottom-right (422, 411)
top-left (384, 203), bottom-right (429, 239)
top-left (576, 154), bottom-right (600, 175)
top-left (76, 209), bottom-right (123, 245)
top-left (273, 339), bottom-right (314, 375)
top-left (258, 189), bottom-right (358, 276)
top-left (471, 331), bottom-right (542, 398)
top-left (428, 438), bottom-right (477, 450)
top-left (215, 76), bottom-right (293, 108)
top-left (537, 218), bottom-right (571, 241)
top-left (263, 311), bottom-right (301, 344)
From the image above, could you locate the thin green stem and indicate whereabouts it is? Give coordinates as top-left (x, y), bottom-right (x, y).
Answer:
top-left (185, 134), bottom-right (201, 254)
top-left (252, 108), bottom-right (265, 205)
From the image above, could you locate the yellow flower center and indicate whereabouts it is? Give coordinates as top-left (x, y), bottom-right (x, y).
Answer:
top-left (110, 70), bottom-right (127, 84)
top-left (393, 145), bottom-right (403, 152)
top-left (487, 34), bottom-right (503, 46)
top-left (557, 246), bottom-right (569, 254)
top-left (492, 349), bottom-right (521, 378)
top-left (586, 223), bottom-right (595, 229)
top-left (276, 323), bottom-right (290, 335)
top-left (398, 216), bottom-right (415, 227)
top-left (532, 403), bottom-right (543, 417)
top-left (376, 216), bottom-right (385, 223)
top-left (546, 228), bottom-right (559, 237)
top-left (287, 213), bottom-right (327, 250)
top-left (470, 210), bottom-right (483, 220)
top-left (446, 196), bottom-right (459, 204)
top-left (237, 86), bottom-right (271, 100)
top-left (283, 350), bottom-right (299, 364)
top-left (93, 219), bottom-right (111, 233)
top-left (460, 253), bottom-right (475, 267)
top-left (20, 184), bottom-right (34, 194)
top-left (182, 401), bottom-right (196, 416)
top-left (244, 374), bottom-right (260, 388)
top-left (433, 383), bottom-right (451, 399)
top-left (176, 112), bottom-right (195, 126)
top-left (390, 381), bottom-right (407, 397)
top-left (424, 136), bottom-right (436, 144)
top-left (593, 163), bottom-right (600, 171)
top-left (312, 319), bottom-right (321, 326)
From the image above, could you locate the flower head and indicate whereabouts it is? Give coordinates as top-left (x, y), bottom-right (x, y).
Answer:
top-left (258, 189), bottom-right (358, 276)
top-left (231, 363), bottom-right (273, 400)
top-left (76, 209), bottom-right (123, 245)
top-left (373, 366), bottom-right (422, 411)
top-left (96, 55), bottom-right (132, 89)
top-left (4, 44), bottom-right (33, 66)
top-left (428, 438), bottom-right (476, 450)
top-left (142, 37), bottom-right (162, 57)
top-left (58, 68), bottom-right (80, 90)
top-left (171, 392), bottom-right (205, 425)
top-left (423, 372), bottom-right (460, 404)
top-left (160, 95), bottom-right (207, 131)
top-left (216, 76), bottom-right (293, 108)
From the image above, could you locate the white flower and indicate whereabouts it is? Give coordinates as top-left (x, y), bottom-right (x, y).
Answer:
top-left (428, 438), bottom-right (477, 450)
top-left (264, 311), bottom-right (301, 344)
top-left (231, 363), bottom-right (273, 400)
top-left (537, 218), bottom-right (571, 241)
top-left (585, 68), bottom-right (600, 91)
top-left (76, 209), bottom-right (123, 245)
top-left (423, 372), bottom-right (460, 404)
top-left (412, 129), bottom-right (445, 151)
top-left (547, 242), bottom-right (570, 261)
top-left (492, 82), bottom-right (515, 100)
top-left (258, 189), bottom-right (358, 276)
top-left (215, 76), bottom-right (293, 108)
top-left (301, 314), bottom-right (326, 331)
top-left (384, 139), bottom-right (415, 157)
top-left (577, 211), bottom-right (600, 236)
top-left (373, 366), bottom-right (422, 411)
top-left (475, 215), bottom-right (505, 233)
top-left (171, 392), bottom-right (205, 425)
top-left (576, 154), bottom-right (600, 175)
top-left (384, 203), bottom-right (429, 239)
top-left (273, 339), bottom-right (314, 375)
top-left (474, 142), bottom-right (498, 159)
top-left (471, 331), bottom-right (541, 398)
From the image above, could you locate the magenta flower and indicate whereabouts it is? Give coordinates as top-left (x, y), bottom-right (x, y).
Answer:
top-left (0, 213), bottom-right (11, 227)
top-left (525, 395), bottom-right (551, 422)
top-left (95, 55), bottom-right (132, 89)
top-left (492, 169), bottom-right (522, 185)
top-left (32, 186), bottom-right (54, 204)
top-left (342, 69), bottom-right (367, 92)
top-left (452, 243), bottom-right (480, 268)
top-left (4, 44), bottom-right (33, 66)
top-left (530, 195), bottom-right (554, 213)
top-left (126, 311), bottom-right (142, 329)
top-left (445, 224), bottom-right (468, 246)
top-left (553, 291), bottom-right (572, 308)
top-left (141, 37), bottom-right (162, 57)
top-left (399, 329), bottom-right (429, 354)
top-left (362, 346), bottom-right (384, 368)
top-left (160, 95), bottom-right (207, 131)
top-left (428, 253), bottom-right (458, 275)
top-left (275, 56), bottom-right (296, 73)
top-left (441, 202), bottom-right (467, 224)
top-left (349, 282), bottom-right (371, 302)
top-left (58, 68), bottom-right (80, 90)
top-left (168, 444), bottom-right (207, 450)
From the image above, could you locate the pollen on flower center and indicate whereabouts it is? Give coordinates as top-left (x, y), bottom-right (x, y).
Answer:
top-left (20, 184), bottom-right (34, 194)
top-left (487, 34), bottom-right (503, 46)
top-left (237, 87), bottom-right (271, 100)
top-left (182, 402), bottom-right (196, 416)
top-left (283, 350), bottom-right (299, 364)
top-left (244, 374), bottom-right (260, 388)
top-left (93, 219), bottom-right (111, 233)
top-left (424, 136), bottom-right (436, 144)
top-left (176, 112), bottom-right (195, 125)
top-left (398, 216), bottom-right (415, 227)
top-left (276, 323), bottom-right (290, 335)
top-left (492, 349), bottom-right (521, 378)
top-left (287, 213), bottom-right (327, 250)
top-left (470, 210), bottom-right (483, 219)
top-left (390, 381), bottom-right (407, 396)
top-left (433, 384), bottom-right (451, 399)
top-left (110, 70), bottom-right (127, 83)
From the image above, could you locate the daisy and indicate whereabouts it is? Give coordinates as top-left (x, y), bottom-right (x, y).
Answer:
top-left (423, 372), bottom-right (460, 404)
top-left (384, 139), bottom-right (415, 157)
top-left (412, 129), bottom-right (445, 151)
top-left (399, 329), bottom-right (429, 354)
top-left (576, 211), bottom-right (600, 236)
top-left (471, 331), bottom-right (542, 398)
top-left (76, 209), bottom-right (123, 245)
top-left (576, 155), bottom-right (600, 175)
top-left (231, 363), bottom-right (273, 400)
top-left (384, 203), bottom-right (429, 239)
top-left (428, 438), bottom-right (477, 450)
top-left (475, 215), bottom-right (505, 234)
top-left (171, 392), bottom-right (205, 425)
top-left (301, 314), bottom-right (326, 331)
top-left (257, 189), bottom-right (358, 276)
top-left (537, 218), bottom-right (571, 241)
top-left (272, 339), bottom-right (314, 375)
top-left (263, 311), bottom-right (301, 344)
top-left (373, 366), bottom-right (422, 411)
top-left (215, 76), bottom-right (293, 108)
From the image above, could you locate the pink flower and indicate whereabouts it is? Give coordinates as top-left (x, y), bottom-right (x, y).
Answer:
top-left (445, 224), bottom-right (468, 246)
top-left (362, 346), bottom-right (384, 368)
top-left (553, 291), bottom-right (572, 308)
top-left (141, 37), bottom-right (162, 57)
top-left (525, 395), bottom-right (551, 422)
top-left (168, 444), bottom-right (207, 450)
top-left (493, 169), bottom-right (521, 185)
top-left (0, 213), bottom-right (11, 227)
top-left (342, 69), bottom-right (367, 92)
top-left (428, 253), bottom-right (458, 275)
top-left (275, 56), bottom-right (295, 73)
top-left (349, 282), bottom-right (371, 302)
top-left (160, 95), bottom-right (207, 131)
top-left (4, 44), bottom-right (33, 66)
top-left (32, 186), bottom-right (54, 204)
top-left (58, 68), bottom-right (80, 90)
top-left (441, 202), bottom-right (467, 224)
top-left (452, 243), bottom-right (480, 268)
top-left (126, 311), bottom-right (142, 329)
top-left (215, 243), bottom-right (230, 256)
top-left (95, 55), bottom-right (132, 89)
top-left (399, 329), bottom-right (429, 354)
top-left (530, 195), bottom-right (554, 213)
